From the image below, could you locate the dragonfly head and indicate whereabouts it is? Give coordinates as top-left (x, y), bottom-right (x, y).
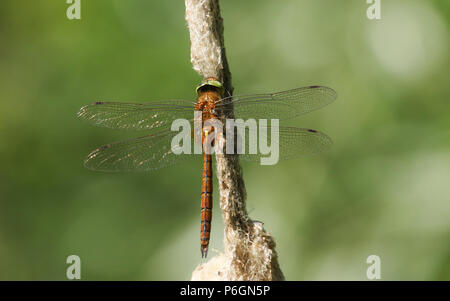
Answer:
top-left (196, 77), bottom-right (224, 96)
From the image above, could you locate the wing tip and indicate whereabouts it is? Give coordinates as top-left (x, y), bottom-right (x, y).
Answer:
top-left (76, 101), bottom-right (105, 116)
top-left (307, 85), bottom-right (338, 102)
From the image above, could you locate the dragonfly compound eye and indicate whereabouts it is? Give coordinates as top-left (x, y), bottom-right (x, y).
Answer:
top-left (196, 78), bottom-right (224, 96)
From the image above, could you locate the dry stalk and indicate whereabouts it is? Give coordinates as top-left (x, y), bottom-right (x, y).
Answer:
top-left (185, 0), bottom-right (284, 281)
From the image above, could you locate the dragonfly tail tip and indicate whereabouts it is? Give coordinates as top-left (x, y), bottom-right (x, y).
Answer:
top-left (201, 246), bottom-right (209, 258)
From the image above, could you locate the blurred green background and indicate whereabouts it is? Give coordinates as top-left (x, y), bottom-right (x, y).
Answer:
top-left (0, 0), bottom-right (449, 280)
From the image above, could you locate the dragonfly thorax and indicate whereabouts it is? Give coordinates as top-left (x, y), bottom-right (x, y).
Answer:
top-left (195, 90), bottom-right (222, 121)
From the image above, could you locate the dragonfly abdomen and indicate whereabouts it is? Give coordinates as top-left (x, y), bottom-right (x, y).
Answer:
top-left (200, 153), bottom-right (213, 258)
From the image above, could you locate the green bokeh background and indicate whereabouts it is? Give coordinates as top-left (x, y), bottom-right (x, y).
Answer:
top-left (1, 0), bottom-right (449, 280)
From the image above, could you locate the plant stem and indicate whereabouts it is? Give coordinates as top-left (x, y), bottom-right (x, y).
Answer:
top-left (185, 0), bottom-right (284, 281)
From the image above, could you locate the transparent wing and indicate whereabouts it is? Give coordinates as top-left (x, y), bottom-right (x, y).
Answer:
top-left (215, 86), bottom-right (336, 120)
top-left (237, 126), bottom-right (333, 161)
top-left (77, 100), bottom-right (194, 132)
top-left (84, 128), bottom-right (200, 172)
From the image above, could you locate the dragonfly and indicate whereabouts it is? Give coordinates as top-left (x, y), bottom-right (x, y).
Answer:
top-left (77, 78), bottom-right (337, 258)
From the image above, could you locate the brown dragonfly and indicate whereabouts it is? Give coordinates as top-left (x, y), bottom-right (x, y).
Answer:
top-left (77, 78), bottom-right (337, 257)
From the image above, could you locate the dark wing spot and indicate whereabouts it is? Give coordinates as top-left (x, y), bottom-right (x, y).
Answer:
top-left (98, 144), bottom-right (110, 150)
top-left (307, 129), bottom-right (318, 133)
top-left (309, 85), bottom-right (320, 88)
top-left (94, 101), bottom-right (104, 105)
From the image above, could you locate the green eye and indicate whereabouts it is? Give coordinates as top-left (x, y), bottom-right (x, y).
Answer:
top-left (196, 78), bottom-right (224, 95)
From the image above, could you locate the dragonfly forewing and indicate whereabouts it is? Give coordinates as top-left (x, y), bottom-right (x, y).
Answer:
top-left (77, 100), bottom-right (194, 132)
top-left (215, 86), bottom-right (336, 121)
